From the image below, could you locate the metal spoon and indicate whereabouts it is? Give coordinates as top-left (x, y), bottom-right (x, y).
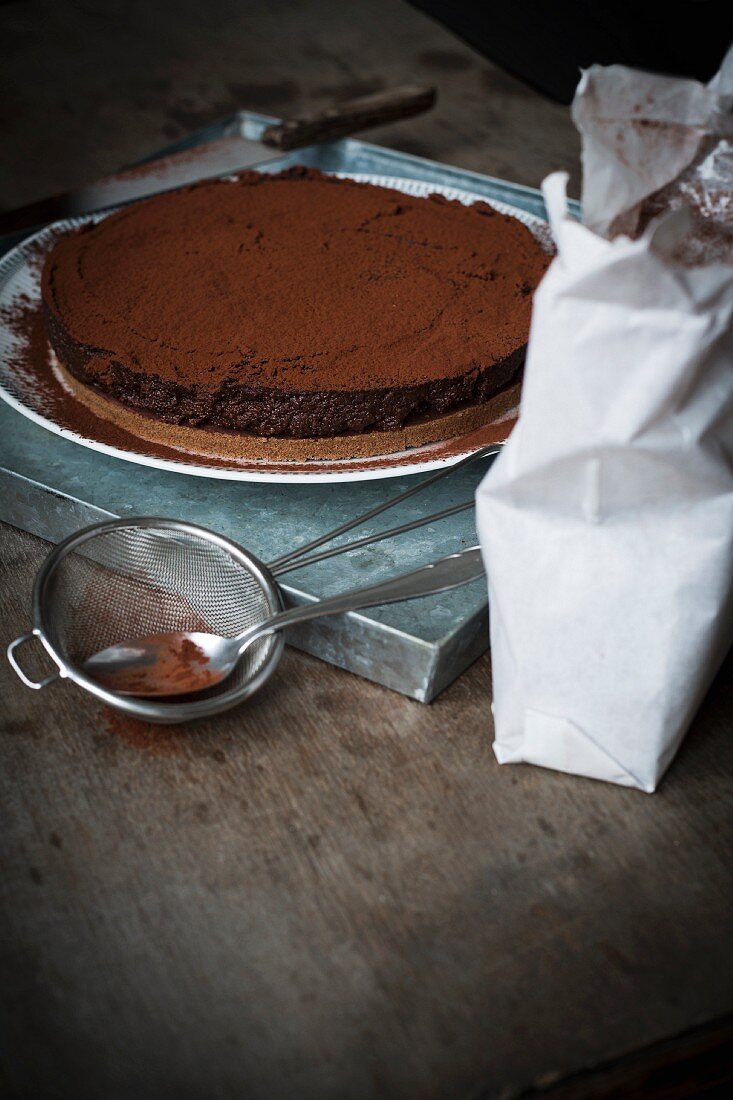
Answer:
top-left (83, 545), bottom-right (485, 697)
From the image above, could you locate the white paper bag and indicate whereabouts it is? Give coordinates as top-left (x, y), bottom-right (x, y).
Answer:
top-left (476, 55), bottom-right (733, 792)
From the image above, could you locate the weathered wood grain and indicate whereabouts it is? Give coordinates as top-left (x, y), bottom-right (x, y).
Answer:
top-left (1, 2), bottom-right (731, 1096)
top-left (2, 525), bottom-right (732, 1100)
top-left (0, 0), bottom-right (580, 212)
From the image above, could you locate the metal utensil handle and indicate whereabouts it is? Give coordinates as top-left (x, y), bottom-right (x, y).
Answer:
top-left (239, 546), bottom-right (485, 653)
top-left (7, 631), bottom-right (62, 690)
top-left (272, 498), bottom-right (474, 577)
top-left (268, 444), bottom-right (501, 571)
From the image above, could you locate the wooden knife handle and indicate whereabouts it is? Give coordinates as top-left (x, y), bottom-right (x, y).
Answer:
top-left (261, 84), bottom-right (436, 150)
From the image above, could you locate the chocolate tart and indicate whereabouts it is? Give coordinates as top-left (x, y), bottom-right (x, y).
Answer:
top-left (41, 167), bottom-right (550, 451)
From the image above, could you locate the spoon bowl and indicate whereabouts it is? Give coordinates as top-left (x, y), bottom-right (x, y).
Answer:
top-left (83, 631), bottom-right (239, 696)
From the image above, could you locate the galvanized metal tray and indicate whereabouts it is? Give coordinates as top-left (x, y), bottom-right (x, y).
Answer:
top-left (0, 111), bottom-right (566, 701)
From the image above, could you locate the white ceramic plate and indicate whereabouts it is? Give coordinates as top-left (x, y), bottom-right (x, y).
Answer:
top-left (0, 173), bottom-right (550, 483)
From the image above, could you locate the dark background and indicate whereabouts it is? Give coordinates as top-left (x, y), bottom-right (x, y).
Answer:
top-left (3, 0), bottom-right (730, 214)
top-left (409, 1), bottom-right (732, 102)
top-left (0, 0), bottom-right (580, 211)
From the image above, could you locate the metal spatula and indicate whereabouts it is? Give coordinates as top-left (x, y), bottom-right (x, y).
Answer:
top-left (0, 85), bottom-right (436, 236)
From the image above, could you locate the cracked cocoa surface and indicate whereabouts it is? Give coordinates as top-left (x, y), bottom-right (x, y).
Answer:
top-left (41, 167), bottom-right (550, 438)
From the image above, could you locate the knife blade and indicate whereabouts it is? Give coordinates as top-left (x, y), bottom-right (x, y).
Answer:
top-left (0, 85), bottom-right (436, 237)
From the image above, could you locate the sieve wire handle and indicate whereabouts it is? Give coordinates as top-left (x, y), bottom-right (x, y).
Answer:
top-left (7, 630), bottom-right (63, 690)
top-left (238, 546), bottom-right (485, 655)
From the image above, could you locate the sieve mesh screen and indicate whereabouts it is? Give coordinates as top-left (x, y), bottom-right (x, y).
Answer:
top-left (40, 526), bottom-right (278, 701)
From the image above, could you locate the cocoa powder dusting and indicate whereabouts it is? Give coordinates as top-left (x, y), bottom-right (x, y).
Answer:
top-left (41, 166), bottom-right (549, 438)
top-left (106, 136), bottom-right (247, 184)
top-left (89, 634), bottom-right (216, 696)
top-left (1, 292), bottom-right (194, 463)
top-left (102, 709), bottom-right (186, 755)
top-left (2, 167), bottom-right (534, 470)
top-left (2, 293), bottom-right (517, 471)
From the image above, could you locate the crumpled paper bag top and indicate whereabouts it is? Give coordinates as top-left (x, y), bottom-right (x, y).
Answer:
top-left (574, 44), bottom-right (733, 263)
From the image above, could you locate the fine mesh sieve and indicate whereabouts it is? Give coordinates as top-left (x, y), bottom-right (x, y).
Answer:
top-left (9, 518), bottom-right (285, 723)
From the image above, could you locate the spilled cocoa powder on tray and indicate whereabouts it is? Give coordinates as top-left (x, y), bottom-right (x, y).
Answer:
top-left (105, 136), bottom-right (247, 184)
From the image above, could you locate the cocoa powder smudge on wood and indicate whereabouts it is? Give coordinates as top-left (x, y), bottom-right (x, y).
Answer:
top-left (102, 709), bottom-right (186, 755)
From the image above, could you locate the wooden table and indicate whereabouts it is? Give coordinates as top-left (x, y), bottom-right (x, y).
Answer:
top-left (1, 3), bottom-right (732, 1097)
